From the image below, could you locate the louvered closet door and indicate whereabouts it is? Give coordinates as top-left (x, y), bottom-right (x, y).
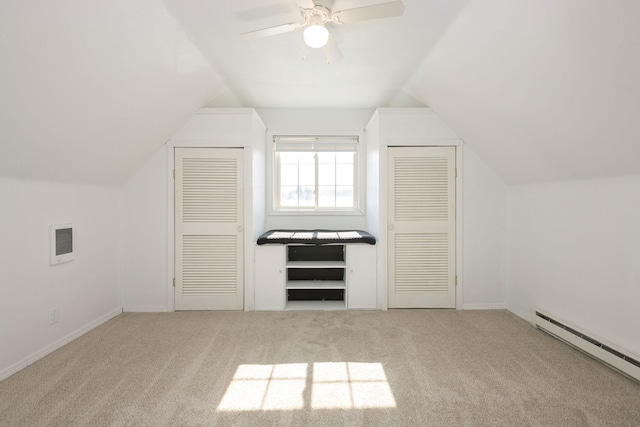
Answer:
top-left (388, 146), bottom-right (455, 308)
top-left (175, 148), bottom-right (244, 310)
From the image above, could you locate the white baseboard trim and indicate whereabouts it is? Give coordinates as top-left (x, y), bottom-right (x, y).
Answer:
top-left (122, 306), bottom-right (168, 313)
top-left (462, 303), bottom-right (506, 310)
top-left (0, 360), bottom-right (28, 383)
top-left (0, 307), bottom-right (122, 382)
top-left (506, 305), bottom-right (530, 322)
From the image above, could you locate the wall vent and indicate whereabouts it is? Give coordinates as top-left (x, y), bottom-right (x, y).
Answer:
top-left (531, 308), bottom-right (640, 382)
top-left (50, 224), bottom-right (74, 265)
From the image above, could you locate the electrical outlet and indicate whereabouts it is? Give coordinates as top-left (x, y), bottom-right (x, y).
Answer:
top-left (49, 307), bottom-right (59, 325)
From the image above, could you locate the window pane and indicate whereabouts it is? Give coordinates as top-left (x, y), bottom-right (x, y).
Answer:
top-left (298, 152), bottom-right (315, 164)
top-left (280, 186), bottom-right (299, 207)
top-left (279, 152), bottom-right (299, 164)
top-left (318, 152), bottom-right (335, 164)
top-left (299, 163), bottom-right (315, 186)
top-left (336, 164), bottom-right (353, 186)
top-left (318, 164), bottom-right (335, 186)
top-left (335, 152), bottom-right (354, 164)
top-left (318, 186), bottom-right (336, 208)
top-left (299, 186), bottom-right (315, 207)
top-left (336, 186), bottom-right (353, 208)
top-left (280, 165), bottom-right (299, 186)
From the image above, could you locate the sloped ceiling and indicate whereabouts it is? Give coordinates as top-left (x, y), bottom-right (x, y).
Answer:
top-left (163, 0), bottom-right (469, 108)
top-left (2, 0), bottom-right (639, 186)
top-left (406, 0), bottom-right (640, 184)
top-left (0, 0), bottom-right (228, 185)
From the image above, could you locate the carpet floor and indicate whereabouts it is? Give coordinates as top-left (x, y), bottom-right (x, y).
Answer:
top-left (0, 310), bottom-right (639, 426)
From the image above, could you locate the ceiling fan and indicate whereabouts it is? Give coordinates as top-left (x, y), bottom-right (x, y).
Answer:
top-left (240, 0), bottom-right (405, 61)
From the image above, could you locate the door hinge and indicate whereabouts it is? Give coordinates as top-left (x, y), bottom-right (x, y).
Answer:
top-left (455, 275), bottom-right (458, 286)
top-left (173, 278), bottom-right (176, 287)
top-left (455, 168), bottom-right (458, 178)
top-left (173, 169), bottom-right (175, 179)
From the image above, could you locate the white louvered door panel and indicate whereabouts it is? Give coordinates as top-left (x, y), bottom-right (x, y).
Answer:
top-left (175, 148), bottom-right (244, 310)
top-left (388, 147), bottom-right (455, 308)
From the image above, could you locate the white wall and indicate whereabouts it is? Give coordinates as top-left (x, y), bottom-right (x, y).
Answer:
top-left (462, 146), bottom-right (508, 308)
top-left (257, 109), bottom-right (375, 132)
top-left (122, 148), bottom-right (168, 311)
top-left (365, 108), bottom-right (508, 310)
top-left (121, 110), bottom-right (374, 308)
top-left (0, 178), bottom-right (122, 379)
top-left (507, 175), bottom-right (640, 355)
top-left (122, 109), bottom-right (509, 312)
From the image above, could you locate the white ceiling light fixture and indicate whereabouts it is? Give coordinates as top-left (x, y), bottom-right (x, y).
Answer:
top-left (303, 24), bottom-right (329, 48)
top-left (241, 0), bottom-right (405, 60)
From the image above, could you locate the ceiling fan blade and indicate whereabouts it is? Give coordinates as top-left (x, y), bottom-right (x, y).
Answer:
top-left (326, 30), bottom-right (343, 64)
top-left (241, 22), bottom-right (300, 40)
top-left (333, 1), bottom-right (405, 24)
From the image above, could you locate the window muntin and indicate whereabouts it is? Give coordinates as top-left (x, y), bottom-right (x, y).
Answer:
top-left (274, 136), bottom-right (358, 211)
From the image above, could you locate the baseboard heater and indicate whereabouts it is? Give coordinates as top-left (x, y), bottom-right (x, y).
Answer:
top-left (531, 308), bottom-right (640, 382)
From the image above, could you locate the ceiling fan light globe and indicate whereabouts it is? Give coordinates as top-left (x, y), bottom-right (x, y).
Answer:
top-left (303, 25), bottom-right (329, 48)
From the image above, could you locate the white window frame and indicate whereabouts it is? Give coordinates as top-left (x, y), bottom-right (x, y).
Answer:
top-left (270, 133), bottom-right (364, 215)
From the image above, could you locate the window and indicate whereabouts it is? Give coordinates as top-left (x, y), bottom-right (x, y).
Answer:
top-left (274, 136), bottom-right (358, 211)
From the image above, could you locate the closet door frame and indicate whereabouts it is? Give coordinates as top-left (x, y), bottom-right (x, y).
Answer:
top-left (387, 146), bottom-right (456, 308)
top-left (376, 142), bottom-right (463, 310)
top-left (174, 147), bottom-right (244, 310)
top-left (166, 141), bottom-right (256, 312)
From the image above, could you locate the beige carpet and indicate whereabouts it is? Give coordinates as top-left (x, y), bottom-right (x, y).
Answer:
top-left (0, 310), bottom-right (639, 426)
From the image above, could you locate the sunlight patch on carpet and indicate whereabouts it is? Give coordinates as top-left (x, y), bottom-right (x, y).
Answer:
top-left (218, 363), bottom-right (307, 411)
top-left (217, 362), bottom-right (396, 412)
top-left (311, 362), bottom-right (396, 409)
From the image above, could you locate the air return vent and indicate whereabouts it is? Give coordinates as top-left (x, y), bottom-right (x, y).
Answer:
top-left (531, 309), bottom-right (640, 382)
top-left (50, 224), bottom-right (74, 265)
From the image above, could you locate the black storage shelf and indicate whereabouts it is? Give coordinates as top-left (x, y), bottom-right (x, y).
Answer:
top-left (285, 244), bottom-right (346, 310)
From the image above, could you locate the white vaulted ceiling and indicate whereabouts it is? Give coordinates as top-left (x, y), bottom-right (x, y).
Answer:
top-left (1, 0), bottom-right (640, 185)
top-left (162, 0), bottom-right (469, 108)
top-left (407, 0), bottom-right (640, 183)
top-left (0, 0), bottom-right (227, 185)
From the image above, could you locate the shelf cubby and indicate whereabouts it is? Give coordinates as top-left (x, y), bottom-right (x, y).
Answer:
top-left (285, 244), bottom-right (346, 309)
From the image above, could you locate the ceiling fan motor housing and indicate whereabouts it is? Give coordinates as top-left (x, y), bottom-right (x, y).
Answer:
top-left (306, 0), bottom-right (334, 23)
top-left (313, 0), bottom-right (335, 13)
